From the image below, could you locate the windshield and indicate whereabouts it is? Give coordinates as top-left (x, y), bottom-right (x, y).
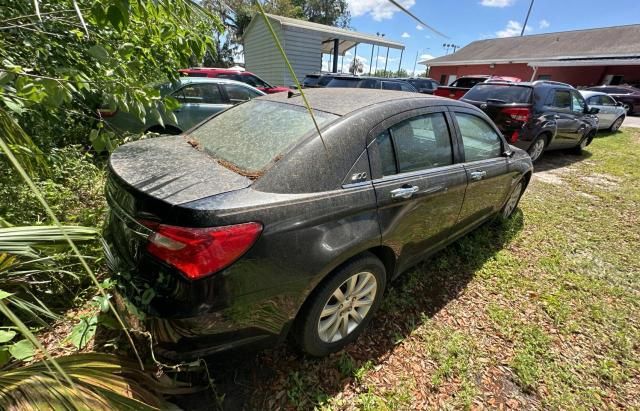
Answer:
top-left (188, 100), bottom-right (338, 174)
top-left (464, 84), bottom-right (533, 104)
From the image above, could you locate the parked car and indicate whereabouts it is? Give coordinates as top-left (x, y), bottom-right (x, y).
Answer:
top-left (395, 77), bottom-right (440, 94)
top-left (102, 78), bottom-right (265, 134)
top-left (179, 67), bottom-right (290, 94)
top-left (104, 89), bottom-right (533, 359)
top-left (326, 75), bottom-right (418, 92)
top-left (461, 80), bottom-right (599, 162)
top-left (579, 90), bottom-right (626, 131)
top-left (585, 85), bottom-right (640, 115)
top-left (302, 73), bottom-right (337, 88)
top-left (434, 75), bottom-right (522, 100)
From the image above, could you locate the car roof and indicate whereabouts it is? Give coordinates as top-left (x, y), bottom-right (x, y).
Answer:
top-left (258, 88), bottom-right (457, 116)
top-left (175, 77), bottom-right (266, 93)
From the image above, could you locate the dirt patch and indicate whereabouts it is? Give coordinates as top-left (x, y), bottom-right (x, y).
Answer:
top-left (581, 173), bottom-right (621, 191)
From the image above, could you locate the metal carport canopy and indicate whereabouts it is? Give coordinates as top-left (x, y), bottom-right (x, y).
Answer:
top-left (265, 14), bottom-right (405, 56)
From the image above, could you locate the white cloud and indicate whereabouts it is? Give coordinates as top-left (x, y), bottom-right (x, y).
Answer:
top-left (347, 0), bottom-right (416, 21)
top-left (496, 20), bottom-right (532, 38)
top-left (416, 24), bottom-right (424, 31)
top-left (401, 32), bottom-right (411, 38)
top-left (425, 35), bottom-right (432, 39)
top-left (480, 0), bottom-right (515, 7)
top-left (539, 19), bottom-right (550, 29)
top-left (420, 54), bottom-right (435, 60)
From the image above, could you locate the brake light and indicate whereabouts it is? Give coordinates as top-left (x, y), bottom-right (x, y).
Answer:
top-left (502, 107), bottom-right (531, 122)
top-left (510, 130), bottom-right (519, 143)
top-left (139, 221), bottom-right (263, 280)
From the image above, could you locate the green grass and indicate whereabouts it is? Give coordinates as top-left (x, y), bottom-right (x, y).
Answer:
top-left (246, 130), bottom-right (640, 410)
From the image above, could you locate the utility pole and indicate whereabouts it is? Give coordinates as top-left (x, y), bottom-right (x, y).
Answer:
top-left (521, 0), bottom-right (535, 36)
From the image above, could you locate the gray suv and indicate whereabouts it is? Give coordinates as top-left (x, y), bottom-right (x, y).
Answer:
top-left (462, 80), bottom-right (599, 162)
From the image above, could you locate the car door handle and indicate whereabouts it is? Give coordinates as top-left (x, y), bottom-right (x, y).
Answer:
top-left (470, 171), bottom-right (487, 181)
top-left (390, 185), bottom-right (419, 199)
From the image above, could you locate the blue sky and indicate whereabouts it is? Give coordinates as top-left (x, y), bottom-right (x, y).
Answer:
top-left (323, 0), bottom-right (640, 75)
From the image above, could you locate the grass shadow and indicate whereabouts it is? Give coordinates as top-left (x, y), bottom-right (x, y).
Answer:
top-left (534, 150), bottom-right (592, 173)
top-left (172, 212), bottom-right (525, 410)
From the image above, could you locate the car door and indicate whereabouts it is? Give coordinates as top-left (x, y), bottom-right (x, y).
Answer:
top-left (544, 89), bottom-right (580, 148)
top-left (598, 95), bottom-right (621, 127)
top-left (450, 109), bottom-right (514, 231)
top-left (171, 83), bottom-right (229, 130)
top-left (586, 95), bottom-right (609, 128)
top-left (569, 90), bottom-right (590, 145)
top-left (368, 108), bottom-right (467, 272)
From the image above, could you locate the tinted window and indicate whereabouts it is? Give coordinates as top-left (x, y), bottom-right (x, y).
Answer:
top-left (587, 96), bottom-right (602, 106)
top-left (190, 100), bottom-right (338, 173)
top-left (451, 78), bottom-right (485, 88)
top-left (408, 79), bottom-right (434, 90)
top-left (464, 84), bottom-right (532, 104)
top-left (455, 113), bottom-right (502, 162)
top-left (390, 113), bottom-right (453, 173)
top-left (216, 73), bottom-right (240, 81)
top-left (601, 95), bottom-right (616, 106)
top-left (550, 90), bottom-right (571, 110)
top-left (382, 81), bottom-right (402, 91)
top-left (173, 84), bottom-right (223, 104)
top-left (376, 130), bottom-right (397, 176)
top-left (224, 84), bottom-right (261, 103)
top-left (326, 78), bottom-right (360, 88)
top-left (303, 76), bottom-right (320, 87)
top-left (359, 79), bottom-right (380, 89)
top-left (570, 91), bottom-right (585, 114)
top-left (399, 82), bottom-right (416, 92)
top-left (244, 75), bottom-right (270, 88)
top-left (317, 76), bottom-right (334, 87)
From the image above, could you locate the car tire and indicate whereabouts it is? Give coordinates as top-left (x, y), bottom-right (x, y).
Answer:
top-left (609, 115), bottom-right (625, 132)
top-left (500, 180), bottom-right (524, 219)
top-left (568, 131), bottom-right (592, 155)
top-left (294, 253), bottom-right (386, 357)
top-left (527, 134), bottom-right (547, 163)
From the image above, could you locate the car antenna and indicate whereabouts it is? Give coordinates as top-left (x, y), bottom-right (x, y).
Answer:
top-left (288, 90), bottom-right (301, 98)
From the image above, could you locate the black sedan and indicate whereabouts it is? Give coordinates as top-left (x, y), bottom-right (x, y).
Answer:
top-left (104, 89), bottom-right (533, 358)
top-left (586, 85), bottom-right (640, 115)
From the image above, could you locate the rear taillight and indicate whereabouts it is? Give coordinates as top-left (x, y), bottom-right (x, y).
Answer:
top-left (97, 108), bottom-right (117, 118)
top-left (510, 130), bottom-right (520, 143)
top-left (139, 221), bottom-right (263, 280)
top-left (502, 107), bottom-right (531, 122)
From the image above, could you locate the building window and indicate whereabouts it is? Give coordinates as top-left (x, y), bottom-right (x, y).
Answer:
top-left (537, 74), bottom-right (552, 81)
top-left (440, 74), bottom-right (447, 85)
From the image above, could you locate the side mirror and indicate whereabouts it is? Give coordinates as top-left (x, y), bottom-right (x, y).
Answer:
top-left (616, 101), bottom-right (623, 106)
top-left (504, 149), bottom-right (515, 158)
top-left (588, 106), bottom-right (600, 114)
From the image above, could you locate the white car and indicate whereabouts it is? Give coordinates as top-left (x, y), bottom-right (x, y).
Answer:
top-left (580, 90), bottom-right (626, 131)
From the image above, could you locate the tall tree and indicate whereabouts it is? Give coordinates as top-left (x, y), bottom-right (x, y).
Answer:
top-left (293, 0), bottom-right (350, 28)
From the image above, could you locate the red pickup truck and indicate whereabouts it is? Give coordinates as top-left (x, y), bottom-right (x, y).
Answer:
top-left (434, 75), bottom-right (521, 100)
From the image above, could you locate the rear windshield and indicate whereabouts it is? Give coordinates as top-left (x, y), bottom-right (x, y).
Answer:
top-left (326, 78), bottom-right (360, 88)
top-left (188, 100), bottom-right (338, 174)
top-left (451, 78), bottom-right (486, 88)
top-left (463, 84), bottom-right (533, 104)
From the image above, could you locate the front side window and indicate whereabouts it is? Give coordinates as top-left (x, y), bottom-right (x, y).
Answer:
top-left (173, 84), bottom-right (223, 104)
top-left (587, 96), bottom-right (602, 106)
top-left (224, 84), bottom-right (261, 103)
top-left (571, 91), bottom-right (585, 114)
top-left (189, 100), bottom-right (337, 174)
top-left (398, 82), bottom-right (416, 92)
top-left (455, 113), bottom-right (503, 162)
top-left (389, 113), bottom-right (453, 173)
top-left (601, 95), bottom-right (616, 106)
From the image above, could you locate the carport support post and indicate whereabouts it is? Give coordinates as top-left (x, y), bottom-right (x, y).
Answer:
top-left (383, 47), bottom-right (390, 76)
top-left (369, 44), bottom-right (375, 75)
top-left (530, 65), bottom-right (538, 81)
top-left (397, 48), bottom-right (404, 76)
top-left (332, 39), bottom-right (339, 73)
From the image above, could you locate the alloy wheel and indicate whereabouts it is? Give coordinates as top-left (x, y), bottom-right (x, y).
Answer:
top-left (503, 182), bottom-right (523, 218)
top-left (612, 117), bottom-right (623, 131)
top-left (528, 138), bottom-right (545, 162)
top-left (317, 271), bottom-right (377, 343)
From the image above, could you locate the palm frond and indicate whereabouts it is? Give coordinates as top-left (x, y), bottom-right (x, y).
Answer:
top-left (0, 353), bottom-right (181, 410)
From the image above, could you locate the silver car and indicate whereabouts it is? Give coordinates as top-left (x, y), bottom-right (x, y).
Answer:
top-left (103, 78), bottom-right (266, 134)
top-left (580, 90), bottom-right (626, 131)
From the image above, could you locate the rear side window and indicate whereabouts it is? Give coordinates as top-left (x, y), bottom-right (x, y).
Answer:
top-left (455, 113), bottom-right (503, 162)
top-left (243, 75), bottom-right (270, 88)
top-left (463, 84), bottom-right (532, 104)
top-left (224, 84), bottom-right (261, 103)
top-left (359, 79), bottom-right (380, 89)
top-left (189, 100), bottom-right (338, 174)
top-left (399, 82), bottom-right (416, 92)
top-left (601, 95), bottom-right (616, 106)
top-left (382, 81), bottom-right (402, 91)
top-left (549, 90), bottom-right (572, 110)
top-left (389, 113), bottom-right (453, 173)
top-left (452, 78), bottom-right (485, 88)
top-left (173, 84), bottom-right (223, 104)
top-left (303, 76), bottom-right (320, 87)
